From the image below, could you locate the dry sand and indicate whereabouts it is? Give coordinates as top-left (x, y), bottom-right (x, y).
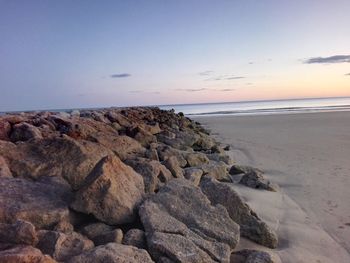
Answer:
top-left (194, 111), bottom-right (350, 263)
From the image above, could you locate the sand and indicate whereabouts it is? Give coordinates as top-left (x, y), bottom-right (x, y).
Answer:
top-left (194, 111), bottom-right (350, 263)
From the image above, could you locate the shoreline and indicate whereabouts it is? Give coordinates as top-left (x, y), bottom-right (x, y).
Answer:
top-left (194, 111), bottom-right (350, 262)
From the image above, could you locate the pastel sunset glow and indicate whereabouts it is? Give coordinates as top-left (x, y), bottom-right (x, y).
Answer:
top-left (1, 0), bottom-right (349, 111)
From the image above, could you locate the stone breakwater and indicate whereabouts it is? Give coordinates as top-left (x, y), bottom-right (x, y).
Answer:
top-left (0, 107), bottom-right (279, 263)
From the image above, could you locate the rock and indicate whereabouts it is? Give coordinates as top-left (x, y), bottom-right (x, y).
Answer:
top-left (93, 135), bottom-right (145, 161)
top-left (183, 167), bottom-right (203, 186)
top-left (0, 156), bottom-right (12, 177)
top-left (0, 120), bottom-right (11, 141)
top-left (37, 230), bottom-right (94, 261)
top-left (0, 245), bottom-right (56, 263)
top-left (206, 153), bottom-right (233, 165)
top-left (223, 145), bottom-right (230, 151)
top-left (139, 122), bottom-right (161, 135)
top-left (122, 229), bottom-right (146, 249)
top-left (125, 158), bottom-right (173, 193)
top-left (231, 249), bottom-right (278, 263)
top-left (192, 132), bottom-right (216, 151)
top-left (80, 223), bottom-right (123, 245)
top-left (139, 179), bottom-right (240, 262)
top-left (80, 222), bottom-right (114, 239)
top-left (200, 176), bottom-right (278, 248)
top-left (105, 111), bottom-right (132, 128)
top-left (163, 156), bottom-right (184, 178)
top-left (93, 229), bottom-right (123, 246)
top-left (145, 148), bottom-right (159, 161)
top-left (239, 168), bottom-right (278, 192)
top-left (200, 161), bottom-right (229, 181)
top-left (185, 152), bottom-right (209, 167)
top-left (0, 177), bottom-right (71, 229)
top-left (0, 136), bottom-right (112, 190)
top-left (0, 220), bottom-right (38, 245)
top-left (71, 155), bottom-right (144, 225)
top-left (68, 243), bottom-right (154, 263)
top-left (10, 122), bottom-right (43, 142)
top-left (156, 144), bottom-right (187, 167)
top-left (53, 220), bottom-right (74, 234)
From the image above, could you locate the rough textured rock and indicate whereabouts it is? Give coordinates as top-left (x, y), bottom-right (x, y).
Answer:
top-left (53, 220), bottom-right (74, 234)
top-left (0, 120), bottom-right (11, 141)
top-left (163, 156), bottom-right (184, 178)
top-left (185, 152), bottom-right (209, 167)
top-left (71, 155), bottom-right (144, 225)
top-left (236, 166), bottom-right (278, 192)
top-left (183, 167), bottom-right (203, 186)
top-left (157, 144), bottom-right (187, 167)
top-left (0, 136), bottom-right (112, 190)
top-left (206, 153), bottom-right (233, 165)
top-left (0, 177), bottom-right (71, 229)
top-left (200, 161), bottom-right (229, 181)
top-left (139, 179), bottom-right (240, 262)
top-left (125, 158), bottom-right (173, 193)
top-left (0, 156), bottom-right (12, 177)
top-left (0, 245), bottom-right (56, 263)
top-left (80, 222), bottom-right (114, 240)
top-left (0, 220), bottom-right (38, 246)
top-left (68, 243), bottom-right (154, 263)
top-left (231, 249), bottom-right (278, 263)
top-left (92, 229), bottom-right (123, 246)
top-left (122, 229), bottom-right (146, 249)
top-left (37, 230), bottom-right (94, 261)
top-left (10, 122), bottom-right (43, 142)
top-left (200, 176), bottom-right (278, 248)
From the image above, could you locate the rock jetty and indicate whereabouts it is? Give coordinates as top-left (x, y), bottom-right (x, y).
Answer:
top-left (0, 107), bottom-right (279, 262)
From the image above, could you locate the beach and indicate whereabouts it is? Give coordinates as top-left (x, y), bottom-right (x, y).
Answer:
top-left (195, 111), bottom-right (350, 263)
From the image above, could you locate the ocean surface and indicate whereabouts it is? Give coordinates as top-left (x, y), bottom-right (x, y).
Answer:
top-left (159, 97), bottom-right (350, 116)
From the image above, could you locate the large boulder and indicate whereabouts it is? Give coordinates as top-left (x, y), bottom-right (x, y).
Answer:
top-left (0, 220), bottom-right (38, 246)
top-left (125, 158), bottom-right (173, 193)
top-left (79, 222), bottom-right (123, 246)
top-left (200, 176), bottom-right (278, 248)
top-left (231, 249), bottom-right (279, 263)
top-left (0, 245), bottom-right (56, 263)
top-left (37, 230), bottom-right (94, 261)
top-left (163, 156), bottom-right (184, 178)
top-left (10, 122), bottom-right (43, 142)
top-left (199, 161), bottom-right (229, 181)
top-left (184, 152), bottom-right (209, 167)
top-left (0, 136), bottom-right (112, 190)
top-left (139, 179), bottom-right (240, 262)
top-left (68, 243), bottom-right (154, 263)
top-left (71, 155), bottom-right (144, 225)
top-left (122, 229), bottom-right (146, 249)
top-left (0, 177), bottom-right (71, 229)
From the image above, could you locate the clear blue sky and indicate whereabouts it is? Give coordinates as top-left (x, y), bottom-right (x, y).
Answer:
top-left (1, 0), bottom-right (349, 111)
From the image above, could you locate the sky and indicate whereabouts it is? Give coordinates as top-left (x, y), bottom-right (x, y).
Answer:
top-left (0, 0), bottom-right (349, 111)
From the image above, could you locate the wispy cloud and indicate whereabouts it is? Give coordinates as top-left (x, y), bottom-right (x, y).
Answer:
top-left (304, 55), bottom-right (350, 64)
top-left (345, 73), bottom-right (350, 76)
top-left (206, 75), bottom-right (244, 81)
top-left (176, 88), bottom-right (207, 92)
top-left (110, 73), bottom-right (131, 78)
top-left (198, 70), bottom-right (213, 76)
top-left (219, 88), bottom-right (235, 92)
top-left (129, 90), bottom-right (143, 93)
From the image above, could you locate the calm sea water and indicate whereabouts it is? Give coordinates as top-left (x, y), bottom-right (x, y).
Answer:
top-left (159, 97), bottom-right (350, 116)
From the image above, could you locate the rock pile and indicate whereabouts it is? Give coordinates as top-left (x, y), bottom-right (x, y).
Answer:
top-left (0, 107), bottom-right (279, 262)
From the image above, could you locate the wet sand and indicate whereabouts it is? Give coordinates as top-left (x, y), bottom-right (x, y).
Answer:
top-left (194, 111), bottom-right (350, 263)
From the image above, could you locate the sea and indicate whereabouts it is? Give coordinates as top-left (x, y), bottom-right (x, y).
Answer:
top-left (159, 97), bottom-right (350, 117)
top-left (2, 97), bottom-right (350, 117)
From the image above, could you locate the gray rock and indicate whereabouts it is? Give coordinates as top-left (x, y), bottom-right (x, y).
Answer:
top-left (163, 156), bottom-right (184, 178)
top-left (71, 155), bottom-right (145, 225)
top-left (183, 167), bottom-right (203, 186)
top-left (184, 152), bottom-right (209, 167)
top-left (139, 179), bottom-right (240, 262)
top-left (80, 222), bottom-right (114, 240)
top-left (0, 177), bottom-right (71, 229)
top-left (0, 220), bottom-right (38, 246)
top-left (240, 169), bottom-right (278, 192)
top-left (125, 158), bottom-right (173, 193)
top-left (10, 122), bottom-right (43, 142)
top-left (122, 229), bottom-right (146, 249)
top-left (68, 243), bottom-right (154, 263)
top-left (200, 161), bottom-right (229, 181)
top-left (0, 156), bottom-right (12, 177)
top-left (37, 230), bottom-right (94, 261)
top-left (232, 249), bottom-right (278, 263)
top-left (157, 144), bottom-right (187, 167)
top-left (200, 176), bottom-right (278, 248)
